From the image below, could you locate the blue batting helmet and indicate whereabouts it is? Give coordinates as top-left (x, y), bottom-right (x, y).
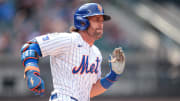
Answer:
top-left (74, 3), bottom-right (111, 30)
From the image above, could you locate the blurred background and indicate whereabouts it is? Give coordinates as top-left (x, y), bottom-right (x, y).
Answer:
top-left (0, 0), bottom-right (180, 101)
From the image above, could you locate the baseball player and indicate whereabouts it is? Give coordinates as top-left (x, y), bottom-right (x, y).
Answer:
top-left (20, 3), bottom-right (125, 101)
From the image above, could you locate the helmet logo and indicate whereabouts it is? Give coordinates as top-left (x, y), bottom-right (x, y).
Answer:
top-left (97, 4), bottom-right (103, 12)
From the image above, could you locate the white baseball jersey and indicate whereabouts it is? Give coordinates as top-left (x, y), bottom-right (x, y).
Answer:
top-left (36, 32), bottom-right (102, 101)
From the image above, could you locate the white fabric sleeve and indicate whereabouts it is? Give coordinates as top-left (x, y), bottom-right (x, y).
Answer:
top-left (35, 33), bottom-right (72, 57)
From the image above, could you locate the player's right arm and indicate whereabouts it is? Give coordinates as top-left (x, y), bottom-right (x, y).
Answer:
top-left (21, 39), bottom-right (45, 95)
top-left (20, 33), bottom-right (72, 95)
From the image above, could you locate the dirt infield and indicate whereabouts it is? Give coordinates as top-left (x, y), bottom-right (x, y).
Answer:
top-left (0, 97), bottom-right (180, 101)
top-left (92, 98), bottom-right (180, 101)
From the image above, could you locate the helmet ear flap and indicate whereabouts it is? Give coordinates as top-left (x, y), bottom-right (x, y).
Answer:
top-left (74, 15), bottom-right (89, 30)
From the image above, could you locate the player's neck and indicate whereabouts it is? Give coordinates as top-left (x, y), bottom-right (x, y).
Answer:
top-left (79, 31), bottom-right (95, 46)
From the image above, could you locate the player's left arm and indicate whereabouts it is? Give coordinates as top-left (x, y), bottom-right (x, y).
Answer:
top-left (90, 47), bottom-right (125, 98)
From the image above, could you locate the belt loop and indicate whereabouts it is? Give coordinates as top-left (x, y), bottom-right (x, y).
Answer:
top-left (51, 93), bottom-right (57, 100)
top-left (70, 96), bottom-right (78, 101)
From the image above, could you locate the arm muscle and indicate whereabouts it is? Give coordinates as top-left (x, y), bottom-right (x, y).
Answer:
top-left (90, 79), bottom-right (107, 98)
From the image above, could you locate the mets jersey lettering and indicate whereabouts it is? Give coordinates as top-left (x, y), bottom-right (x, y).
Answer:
top-left (72, 55), bottom-right (100, 74)
top-left (36, 32), bottom-right (102, 101)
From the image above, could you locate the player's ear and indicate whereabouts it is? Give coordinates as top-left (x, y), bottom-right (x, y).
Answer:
top-left (81, 22), bottom-right (86, 26)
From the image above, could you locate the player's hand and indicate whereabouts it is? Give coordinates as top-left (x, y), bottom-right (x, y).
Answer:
top-left (109, 47), bottom-right (125, 74)
top-left (26, 70), bottom-right (45, 96)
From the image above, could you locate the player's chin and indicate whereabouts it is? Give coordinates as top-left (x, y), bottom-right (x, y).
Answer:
top-left (96, 33), bottom-right (103, 40)
top-left (95, 30), bottom-right (103, 39)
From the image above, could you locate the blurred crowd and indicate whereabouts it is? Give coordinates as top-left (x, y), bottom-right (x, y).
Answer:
top-left (0, 0), bottom-right (126, 56)
top-left (0, 0), bottom-right (180, 97)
